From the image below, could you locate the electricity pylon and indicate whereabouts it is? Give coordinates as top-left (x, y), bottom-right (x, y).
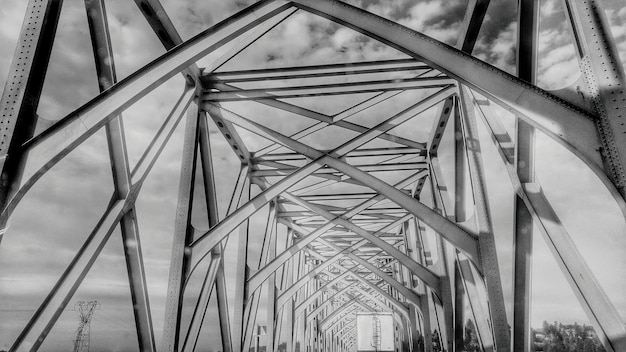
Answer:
top-left (70, 301), bottom-right (99, 352)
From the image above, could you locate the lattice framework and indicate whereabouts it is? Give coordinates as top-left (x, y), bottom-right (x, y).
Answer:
top-left (1, 1), bottom-right (625, 352)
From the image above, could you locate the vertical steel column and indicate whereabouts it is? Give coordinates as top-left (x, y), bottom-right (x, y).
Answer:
top-left (266, 216), bottom-right (278, 352)
top-left (457, 256), bottom-right (495, 352)
top-left (454, 95), bottom-right (470, 352)
top-left (312, 259), bottom-right (321, 351)
top-left (408, 305), bottom-right (421, 351)
top-left (198, 113), bottom-right (233, 351)
top-left (427, 158), bottom-right (456, 351)
top-left (454, 264), bottom-right (466, 351)
top-left (420, 292), bottom-right (433, 352)
top-left (178, 112), bottom-right (235, 351)
top-left (162, 96), bottom-right (200, 351)
top-left (454, 99), bottom-right (468, 224)
top-left (181, 251), bottom-right (221, 352)
top-left (284, 252), bottom-right (295, 352)
top-left (292, 236), bottom-right (304, 349)
top-left (277, 229), bottom-right (295, 352)
top-left (458, 86), bottom-right (510, 351)
top-left (525, 185), bottom-right (626, 352)
top-left (0, 0), bottom-right (63, 237)
top-left (513, 1), bottom-right (539, 351)
top-left (406, 220), bottom-right (425, 350)
top-left (562, 0), bottom-right (626, 198)
top-left (243, 204), bottom-right (277, 352)
top-left (83, 0), bottom-right (156, 350)
top-left (233, 172), bottom-right (251, 351)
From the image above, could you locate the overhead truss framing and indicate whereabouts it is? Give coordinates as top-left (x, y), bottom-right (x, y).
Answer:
top-left (0, 0), bottom-right (625, 352)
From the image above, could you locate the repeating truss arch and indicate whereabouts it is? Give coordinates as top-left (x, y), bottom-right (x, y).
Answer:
top-left (0, 0), bottom-right (625, 352)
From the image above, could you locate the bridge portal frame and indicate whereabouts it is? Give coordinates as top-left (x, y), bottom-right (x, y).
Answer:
top-left (1, 0), bottom-right (625, 352)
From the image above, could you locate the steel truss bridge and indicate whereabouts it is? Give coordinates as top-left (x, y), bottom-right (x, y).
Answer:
top-left (0, 0), bottom-right (625, 351)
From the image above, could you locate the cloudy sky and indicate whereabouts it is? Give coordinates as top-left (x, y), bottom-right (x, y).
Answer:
top-left (0, 0), bottom-right (625, 351)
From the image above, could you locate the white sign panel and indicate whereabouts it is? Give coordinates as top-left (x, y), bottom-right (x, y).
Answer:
top-left (356, 313), bottom-right (394, 351)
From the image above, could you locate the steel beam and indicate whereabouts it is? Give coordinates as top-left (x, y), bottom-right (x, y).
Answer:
top-left (513, 1), bottom-right (539, 351)
top-left (266, 218), bottom-right (278, 352)
top-left (8, 87), bottom-right (194, 351)
top-left (198, 111), bottom-right (233, 351)
top-left (458, 85), bottom-right (510, 350)
top-left (290, 0), bottom-right (615, 197)
top-left (525, 185), bottom-right (626, 352)
top-left (161, 99), bottom-right (201, 351)
top-left (204, 58), bottom-right (428, 83)
top-left (454, 263), bottom-right (466, 352)
top-left (211, 80), bottom-right (428, 152)
top-left (232, 173), bottom-right (251, 352)
top-left (84, 1), bottom-right (156, 350)
top-left (15, 0), bottom-right (293, 191)
top-left (3, 2), bottom-right (294, 221)
top-left (457, 256), bottom-right (495, 352)
top-left (204, 76), bottom-right (454, 101)
top-left (201, 88), bottom-right (481, 263)
top-left (284, 193), bottom-right (441, 293)
top-left (218, 112), bottom-right (436, 289)
top-left (294, 270), bottom-right (355, 317)
top-left (457, 0), bottom-right (490, 54)
top-left (563, 0), bottom-right (626, 198)
top-left (298, 249), bottom-right (410, 320)
top-left (181, 251), bottom-right (221, 352)
top-left (0, 0), bottom-right (63, 238)
top-left (266, 212), bottom-right (412, 306)
top-left (477, 87), bottom-right (626, 352)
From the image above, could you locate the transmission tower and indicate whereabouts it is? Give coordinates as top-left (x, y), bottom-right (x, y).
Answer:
top-left (70, 301), bottom-right (99, 352)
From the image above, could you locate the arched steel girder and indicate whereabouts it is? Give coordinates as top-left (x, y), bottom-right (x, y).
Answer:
top-left (304, 283), bottom-right (359, 320)
top-left (269, 215), bottom-right (441, 307)
top-left (294, 268), bottom-right (356, 318)
top-left (205, 77), bottom-right (507, 347)
top-left (8, 0), bottom-right (621, 281)
top-left (4, 1), bottom-right (625, 351)
top-left (299, 263), bottom-right (419, 336)
top-left (0, 1), bottom-right (298, 222)
top-left (317, 300), bottom-right (360, 332)
top-left (319, 299), bottom-right (372, 331)
top-left (351, 286), bottom-right (410, 321)
top-left (289, 0), bottom-right (626, 213)
top-left (210, 80), bottom-right (428, 152)
top-left (324, 308), bottom-right (395, 337)
top-left (267, 214), bottom-right (419, 305)
top-left (319, 298), bottom-right (407, 337)
top-left (201, 91), bottom-right (484, 263)
top-left (336, 323), bottom-right (356, 339)
top-left (0, 2), bottom-right (299, 351)
top-left (305, 292), bottom-right (387, 331)
top-left (290, 233), bottom-right (422, 307)
top-left (292, 258), bottom-right (409, 320)
top-left (247, 172), bottom-right (425, 292)
top-left (293, 255), bottom-right (412, 323)
top-left (470, 88), bottom-right (626, 352)
top-left (285, 194), bottom-right (441, 290)
top-left (320, 302), bottom-right (408, 337)
top-left (346, 271), bottom-right (412, 320)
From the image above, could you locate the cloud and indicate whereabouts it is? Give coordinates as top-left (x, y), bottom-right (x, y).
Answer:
top-left (1, 1), bottom-right (626, 350)
top-left (474, 22), bottom-right (517, 74)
